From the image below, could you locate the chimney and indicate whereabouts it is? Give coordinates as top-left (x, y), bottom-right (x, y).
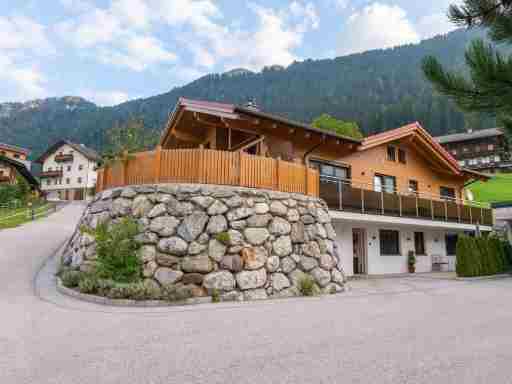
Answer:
top-left (244, 98), bottom-right (259, 111)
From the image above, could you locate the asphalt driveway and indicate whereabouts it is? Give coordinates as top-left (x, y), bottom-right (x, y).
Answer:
top-left (2, 203), bottom-right (512, 384)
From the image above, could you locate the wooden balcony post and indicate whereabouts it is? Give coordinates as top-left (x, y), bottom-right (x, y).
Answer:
top-left (305, 166), bottom-right (309, 196)
top-left (399, 194), bottom-right (402, 217)
top-left (457, 202), bottom-right (461, 223)
top-left (480, 207), bottom-right (484, 225)
top-left (415, 195), bottom-right (419, 218)
top-left (154, 145), bottom-right (162, 183)
top-left (338, 181), bottom-right (343, 210)
top-left (444, 200), bottom-right (448, 222)
top-left (361, 189), bottom-right (365, 214)
top-left (469, 205), bottom-right (473, 224)
top-left (430, 198), bottom-right (434, 220)
top-left (381, 191), bottom-right (385, 215)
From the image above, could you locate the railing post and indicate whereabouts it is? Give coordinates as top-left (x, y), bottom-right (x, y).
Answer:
top-left (444, 200), bottom-right (448, 222)
top-left (338, 181), bottom-right (343, 210)
top-left (480, 207), bottom-right (484, 225)
top-left (457, 202), bottom-right (461, 223)
top-left (154, 145), bottom-right (162, 183)
top-left (430, 198), bottom-right (434, 220)
top-left (276, 157), bottom-right (282, 191)
top-left (415, 195), bottom-right (419, 218)
top-left (469, 204), bottom-right (473, 224)
top-left (399, 194), bottom-right (402, 217)
top-left (361, 189), bottom-right (365, 214)
top-left (381, 191), bottom-right (384, 215)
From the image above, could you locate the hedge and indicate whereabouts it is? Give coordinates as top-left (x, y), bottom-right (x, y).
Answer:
top-left (456, 235), bottom-right (512, 277)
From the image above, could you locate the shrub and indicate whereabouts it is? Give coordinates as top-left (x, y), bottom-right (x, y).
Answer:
top-left (84, 218), bottom-right (142, 283)
top-left (457, 235), bottom-right (511, 277)
top-left (78, 275), bottom-right (101, 294)
top-left (215, 231), bottom-right (231, 245)
top-left (61, 270), bottom-right (82, 288)
top-left (298, 275), bottom-right (318, 296)
top-left (211, 288), bottom-right (220, 303)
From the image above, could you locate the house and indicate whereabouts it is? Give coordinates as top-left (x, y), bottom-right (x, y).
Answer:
top-left (435, 128), bottom-right (512, 174)
top-left (0, 142), bottom-right (31, 183)
top-left (0, 154), bottom-right (40, 193)
top-left (36, 140), bottom-right (101, 201)
top-left (98, 98), bottom-right (493, 276)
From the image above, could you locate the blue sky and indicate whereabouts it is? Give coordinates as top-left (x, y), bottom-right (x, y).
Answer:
top-left (0, 0), bottom-right (457, 106)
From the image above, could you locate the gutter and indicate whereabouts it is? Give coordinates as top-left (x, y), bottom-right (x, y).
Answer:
top-left (303, 140), bottom-right (325, 166)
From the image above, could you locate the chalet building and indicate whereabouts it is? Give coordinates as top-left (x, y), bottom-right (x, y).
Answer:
top-left (0, 154), bottom-right (40, 194)
top-left (435, 128), bottom-right (512, 174)
top-left (97, 98), bottom-right (493, 277)
top-left (36, 140), bottom-right (101, 201)
top-left (0, 142), bottom-right (31, 183)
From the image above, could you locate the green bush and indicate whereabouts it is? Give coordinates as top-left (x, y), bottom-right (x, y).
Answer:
top-left (83, 218), bottom-right (142, 283)
top-left (215, 231), bottom-right (231, 245)
top-left (456, 235), bottom-right (511, 277)
top-left (211, 288), bottom-right (220, 303)
top-left (298, 275), bottom-right (318, 296)
top-left (78, 275), bottom-right (101, 294)
top-left (61, 270), bottom-right (83, 288)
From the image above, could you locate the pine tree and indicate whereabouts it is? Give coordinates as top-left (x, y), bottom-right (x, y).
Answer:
top-left (422, 1), bottom-right (512, 131)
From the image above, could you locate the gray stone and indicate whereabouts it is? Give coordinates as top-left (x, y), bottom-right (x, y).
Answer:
top-left (143, 261), bottom-right (158, 278)
top-left (89, 211), bottom-right (110, 229)
top-left (120, 187), bottom-right (137, 198)
top-left (138, 245), bottom-right (156, 262)
top-left (270, 201), bottom-right (288, 216)
top-left (325, 223), bottom-right (336, 240)
top-left (178, 184), bottom-right (201, 194)
top-left (301, 214), bottom-right (315, 224)
top-left (254, 202), bottom-right (269, 214)
top-left (273, 287), bottom-right (299, 298)
top-left (247, 214), bottom-right (272, 228)
top-left (155, 253), bottom-right (180, 267)
top-left (302, 241), bottom-right (321, 259)
top-left (289, 269), bottom-right (308, 286)
top-left (220, 291), bottom-right (244, 302)
top-left (206, 215), bottom-right (228, 234)
top-left (207, 200), bottom-right (228, 215)
top-left (89, 200), bottom-right (111, 214)
top-left (272, 236), bottom-right (293, 257)
top-left (188, 241), bottom-right (207, 255)
top-left (227, 230), bottom-right (244, 246)
top-left (84, 244), bottom-right (97, 260)
top-left (268, 191), bottom-right (289, 200)
top-left (230, 220), bottom-right (247, 230)
top-left (269, 217), bottom-right (291, 235)
top-left (291, 222), bottom-right (305, 243)
top-left (134, 231), bottom-right (158, 244)
top-left (299, 255), bottom-right (319, 271)
top-left (168, 199), bottom-right (194, 216)
top-left (244, 247), bottom-right (268, 270)
top-left (154, 267), bottom-right (183, 285)
top-left (154, 193), bottom-right (173, 204)
top-left (316, 209), bottom-right (330, 224)
top-left (244, 228), bottom-right (270, 246)
top-left (281, 257), bottom-right (296, 274)
top-left (147, 203), bottom-right (167, 218)
top-left (331, 269), bottom-right (345, 285)
top-left (220, 254), bottom-right (243, 272)
top-left (149, 216), bottom-right (180, 237)
top-left (156, 184), bottom-right (179, 194)
top-left (266, 255), bottom-right (280, 272)
top-left (177, 212), bottom-right (209, 242)
top-left (271, 273), bottom-right (291, 291)
top-left (191, 196), bottom-right (215, 209)
top-left (135, 185), bottom-right (156, 194)
top-left (319, 254), bottom-right (335, 270)
top-left (224, 195), bottom-right (243, 208)
top-left (203, 271), bottom-right (236, 292)
top-left (132, 195), bottom-right (153, 218)
top-left (111, 198), bottom-right (132, 216)
top-left (227, 207), bottom-right (254, 221)
top-left (208, 239), bottom-right (227, 262)
top-left (182, 273), bottom-right (204, 285)
top-left (318, 239), bottom-right (334, 255)
top-left (181, 254), bottom-right (214, 273)
top-left (197, 233), bottom-right (210, 244)
top-left (311, 267), bottom-right (331, 288)
top-left (101, 189), bottom-right (113, 200)
top-left (137, 217), bottom-right (151, 232)
top-left (157, 237), bottom-right (188, 256)
top-left (236, 268), bottom-right (267, 290)
top-left (243, 289), bottom-right (268, 301)
top-left (287, 209), bottom-right (300, 222)
top-left (305, 224), bottom-right (318, 241)
top-left (323, 283), bottom-right (344, 294)
top-left (316, 223), bottom-right (328, 239)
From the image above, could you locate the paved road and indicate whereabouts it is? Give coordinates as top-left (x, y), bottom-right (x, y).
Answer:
top-left (2, 203), bottom-right (512, 384)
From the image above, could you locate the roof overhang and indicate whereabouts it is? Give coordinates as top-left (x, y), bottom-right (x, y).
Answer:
top-left (0, 155), bottom-right (39, 190)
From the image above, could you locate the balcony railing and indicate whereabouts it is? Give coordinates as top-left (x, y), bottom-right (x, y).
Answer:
top-left (320, 177), bottom-right (493, 226)
top-left (40, 170), bottom-right (63, 178)
top-left (55, 154), bottom-right (73, 162)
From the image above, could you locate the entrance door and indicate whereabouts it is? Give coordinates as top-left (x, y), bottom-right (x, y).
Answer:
top-left (352, 228), bottom-right (367, 274)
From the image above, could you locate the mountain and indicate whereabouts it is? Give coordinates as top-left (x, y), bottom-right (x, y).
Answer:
top-left (0, 28), bottom-right (497, 159)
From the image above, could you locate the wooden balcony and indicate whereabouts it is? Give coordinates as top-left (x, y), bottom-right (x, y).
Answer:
top-left (0, 175), bottom-right (11, 183)
top-left (55, 154), bottom-right (74, 162)
top-left (319, 177), bottom-right (494, 226)
top-left (96, 148), bottom-right (319, 196)
top-left (40, 170), bottom-right (63, 178)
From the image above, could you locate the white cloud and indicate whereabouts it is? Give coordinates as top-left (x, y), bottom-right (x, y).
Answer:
top-left (417, 12), bottom-right (457, 39)
top-left (0, 15), bottom-right (54, 54)
top-left (338, 3), bottom-right (420, 55)
top-left (60, 0), bottom-right (94, 13)
top-left (0, 55), bottom-right (47, 101)
top-left (79, 89), bottom-right (131, 106)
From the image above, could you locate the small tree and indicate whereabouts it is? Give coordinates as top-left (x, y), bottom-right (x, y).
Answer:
top-left (311, 114), bottom-right (364, 139)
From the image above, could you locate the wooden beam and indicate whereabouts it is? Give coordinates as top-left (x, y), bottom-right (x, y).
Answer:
top-left (173, 129), bottom-right (204, 144)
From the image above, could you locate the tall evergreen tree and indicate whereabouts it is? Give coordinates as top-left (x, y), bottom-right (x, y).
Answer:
top-left (422, 1), bottom-right (512, 131)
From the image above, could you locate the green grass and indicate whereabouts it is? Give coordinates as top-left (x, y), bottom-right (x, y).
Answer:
top-left (0, 204), bottom-right (55, 230)
top-left (468, 174), bottom-right (512, 204)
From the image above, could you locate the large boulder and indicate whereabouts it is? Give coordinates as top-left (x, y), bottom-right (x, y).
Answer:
top-left (207, 200), bottom-right (228, 216)
top-left (208, 239), bottom-right (227, 262)
top-left (311, 267), bottom-right (331, 287)
top-left (206, 215), bottom-right (228, 235)
top-left (243, 247), bottom-right (268, 270)
top-left (271, 273), bottom-right (291, 291)
top-left (270, 201), bottom-right (287, 216)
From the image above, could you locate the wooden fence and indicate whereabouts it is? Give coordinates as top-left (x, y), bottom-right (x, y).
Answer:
top-left (96, 148), bottom-right (319, 197)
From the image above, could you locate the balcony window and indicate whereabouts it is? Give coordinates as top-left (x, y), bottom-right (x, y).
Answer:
top-left (387, 146), bottom-right (396, 162)
top-left (414, 232), bottom-right (426, 255)
top-left (66, 178), bottom-right (70, 185)
top-left (380, 230), bottom-right (400, 255)
top-left (440, 186), bottom-right (456, 200)
top-left (374, 174), bottom-right (396, 193)
top-left (495, 155), bottom-right (501, 162)
top-left (398, 149), bottom-right (406, 164)
top-left (67, 165), bottom-right (71, 171)
top-left (408, 180), bottom-right (418, 194)
top-left (78, 164), bottom-right (84, 171)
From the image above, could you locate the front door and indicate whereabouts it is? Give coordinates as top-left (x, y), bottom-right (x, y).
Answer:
top-left (352, 228), bottom-right (367, 274)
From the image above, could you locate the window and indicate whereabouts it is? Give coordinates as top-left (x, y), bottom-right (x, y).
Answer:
top-left (445, 234), bottom-right (458, 255)
top-left (414, 232), bottom-right (426, 255)
top-left (46, 179), bottom-right (50, 185)
top-left (48, 167), bottom-right (53, 171)
top-left (67, 165), bottom-right (71, 171)
top-left (311, 160), bottom-right (349, 180)
top-left (475, 145), bottom-right (481, 153)
top-left (494, 155), bottom-right (501, 162)
top-left (14, 154), bottom-right (19, 159)
top-left (398, 149), bottom-right (406, 164)
top-left (374, 174), bottom-right (396, 193)
top-left (488, 144), bottom-right (494, 151)
top-left (66, 178), bottom-right (70, 185)
top-left (440, 186), bottom-right (456, 200)
top-left (458, 160), bottom-right (466, 166)
top-left (387, 146), bottom-right (396, 162)
top-left (54, 179), bottom-right (58, 185)
top-left (380, 230), bottom-right (400, 255)
top-left (452, 149), bottom-right (457, 156)
top-left (77, 177), bottom-right (82, 184)
top-left (463, 147), bottom-right (469, 152)
top-left (409, 180), bottom-right (418, 194)
top-left (78, 164), bottom-right (84, 171)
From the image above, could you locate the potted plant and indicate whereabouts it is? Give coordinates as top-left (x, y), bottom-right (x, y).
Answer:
top-left (408, 250), bottom-right (416, 273)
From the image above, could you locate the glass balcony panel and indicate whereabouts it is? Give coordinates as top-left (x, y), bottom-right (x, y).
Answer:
top-left (432, 199), bottom-right (446, 221)
top-left (482, 208), bottom-right (493, 226)
top-left (460, 205), bottom-right (472, 224)
top-left (364, 190), bottom-right (382, 215)
top-left (319, 178), bottom-right (340, 210)
top-left (382, 192), bottom-right (400, 216)
top-left (417, 197), bottom-right (432, 219)
top-left (446, 201), bottom-right (459, 222)
top-left (401, 195), bottom-right (417, 218)
top-left (342, 184), bottom-right (363, 213)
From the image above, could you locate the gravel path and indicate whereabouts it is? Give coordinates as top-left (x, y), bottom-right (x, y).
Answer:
top-left (2, 202), bottom-right (512, 384)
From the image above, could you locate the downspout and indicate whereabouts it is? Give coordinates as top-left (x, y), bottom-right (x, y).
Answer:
top-left (303, 139), bottom-right (325, 167)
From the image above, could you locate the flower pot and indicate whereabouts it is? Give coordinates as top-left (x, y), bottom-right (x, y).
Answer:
top-left (408, 265), bottom-right (415, 273)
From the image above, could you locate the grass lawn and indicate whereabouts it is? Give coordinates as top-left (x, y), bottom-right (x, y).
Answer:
top-left (468, 173), bottom-right (512, 203)
top-left (0, 204), bottom-right (56, 230)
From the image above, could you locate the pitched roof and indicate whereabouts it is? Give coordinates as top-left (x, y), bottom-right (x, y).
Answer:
top-left (0, 155), bottom-right (39, 190)
top-left (161, 97), bottom-right (363, 146)
top-left (435, 128), bottom-right (504, 144)
top-left (360, 122), bottom-right (462, 175)
top-left (35, 140), bottom-right (101, 163)
top-left (0, 142), bottom-right (30, 155)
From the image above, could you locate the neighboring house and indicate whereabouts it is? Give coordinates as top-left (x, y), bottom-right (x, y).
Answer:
top-left (435, 128), bottom-right (512, 174)
top-left (0, 142), bottom-right (31, 183)
top-left (0, 155), bottom-right (40, 192)
top-left (36, 140), bottom-right (101, 201)
top-left (492, 201), bottom-right (512, 245)
top-left (154, 98), bottom-right (492, 276)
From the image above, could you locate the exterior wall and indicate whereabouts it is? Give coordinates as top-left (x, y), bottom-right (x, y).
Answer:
top-left (41, 144), bottom-right (98, 200)
top-left (332, 219), bottom-right (461, 276)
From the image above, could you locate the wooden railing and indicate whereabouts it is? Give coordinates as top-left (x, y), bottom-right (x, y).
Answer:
top-left (96, 148), bottom-right (319, 197)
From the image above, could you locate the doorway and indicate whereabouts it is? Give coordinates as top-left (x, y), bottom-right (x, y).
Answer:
top-left (352, 228), bottom-right (367, 274)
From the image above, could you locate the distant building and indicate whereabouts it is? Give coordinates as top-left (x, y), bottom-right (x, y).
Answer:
top-left (36, 140), bottom-right (101, 201)
top-left (435, 128), bottom-right (512, 174)
top-left (0, 154), bottom-right (39, 192)
top-left (0, 142), bottom-right (31, 183)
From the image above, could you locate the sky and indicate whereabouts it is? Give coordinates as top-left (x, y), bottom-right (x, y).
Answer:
top-left (0, 0), bottom-right (459, 106)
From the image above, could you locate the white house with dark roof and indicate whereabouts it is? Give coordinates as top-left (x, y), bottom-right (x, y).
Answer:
top-left (36, 140), bottom-right (101, 200)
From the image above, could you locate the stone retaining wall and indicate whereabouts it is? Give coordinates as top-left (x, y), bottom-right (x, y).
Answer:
top-left (63, 184), bottom-right (345, 302)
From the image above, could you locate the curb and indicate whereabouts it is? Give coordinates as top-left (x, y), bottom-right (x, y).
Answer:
top-left (455, 273), bottom-right (512, 281)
